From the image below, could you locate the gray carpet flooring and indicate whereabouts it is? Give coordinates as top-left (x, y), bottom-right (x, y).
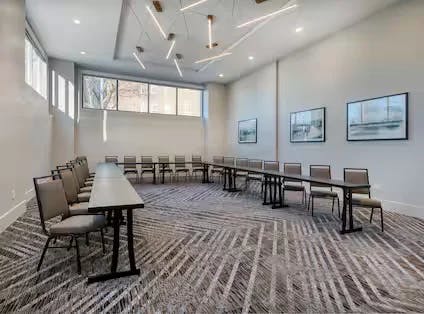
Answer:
top-left (1, 180), bottom-right (424, 313)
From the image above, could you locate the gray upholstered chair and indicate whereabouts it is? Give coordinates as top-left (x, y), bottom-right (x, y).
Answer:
top-left (283, 163), bottom-right (306, 204)
top-left (68, 164), bottom-right (91, 202)
top-left (33, 175), bottom-right (106, 274)
top-left (308, 165), bottom-right (340, 217)
top-left (175, 155), bottom-right (189, 181)
top-left (78, 157), bottom-right (95, 178)
top-left (262, 161), bottom-right (280, 194)
top-left (211, 156), bottom-right (224, 181)
top-left (124, 156), bottom-right (139, 183)
top-left (191, 155), bottom-right (203, 178)
top-left (105, 156), bottom-right (118, 163)
top-left (235, 158), bottom-right (249, 184)
top-left (246, 159), bottom-right (263, 190)
top-left (344, 168), bottom-right (383, 232)
top-left (140, 156), bottom-right (155, 182)
top-left (158, 156), bottom-right (173, 182)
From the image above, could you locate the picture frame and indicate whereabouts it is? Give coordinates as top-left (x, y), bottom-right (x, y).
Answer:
top-left (238, 118), bottom-right (257, 144)
top-left (290, 107), bottom-right (326, 143)
top-left (346, 92), bottom-right (408, 141)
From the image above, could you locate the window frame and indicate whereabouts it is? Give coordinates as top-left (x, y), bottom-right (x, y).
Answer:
top-left (25, 31), bottom-right (48, 99)
top-left (81, 73), bottom-right (203, 118)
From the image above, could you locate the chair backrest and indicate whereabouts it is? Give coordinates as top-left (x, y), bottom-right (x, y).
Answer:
top-left (75, 156), bottom-right (87, 162)
top-left (344, 168), bottom-right (370, 196)
top-left (124, 156), bottom-right (137, 169)
top-left (175, 155), bottom-right (186, 168)
top-left (34, 176), bottom-right (70, 233)
top-left (192, 155), bottom-right (202, 168)
top-left (284, 163), bottom-right (302, 183)
top-left (79, 159), bottom-right (90, 178)
top-left (141, 156), bottom-right (153, 169)
top-left (264, 161), bottom-right (279, 171)
top-left (236, 158), bottom-right (248, 168)
top-left (310, 165), bottom-right (332, 189)
top-left (213, 156), bottom-right (224, 164)
top-left (74, 163), bottom-right (86, 188)
top-left (58, 168), bottom-right (79, 204)
top-left (105, 156), bottom-right (118, 163)
top-left (223, 157), bottom-right (235, 166)
top-left (158, 156), bottom-right (170, 168)
top-left (248, 159), bottom-right (263, 169)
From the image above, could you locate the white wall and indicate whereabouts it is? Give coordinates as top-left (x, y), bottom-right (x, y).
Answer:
top-left (226, 63), bottom-right (277, 160)
top-left (0, 0), bottom-right (52, 231)
top-left (279, 0), bottom-right (424, 217)
top-left (49, 58), bottom-right (76, 166)
top-left (226, 0), bottom-right (424, 218)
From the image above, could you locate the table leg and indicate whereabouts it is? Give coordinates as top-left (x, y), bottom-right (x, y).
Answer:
top-left (263, 175), bottom-right (271, 205)
top-left (272, 176), bottom-right (287, 209)
top-left (223, 168), bottom-right (228, 190)
top-left (162, 164), bottom-right (165, 184)
top-left (153, 164), bottom-right (156, 184)
top-left (228, 168), bottom-right (241, 192)
top-left (87, 209), bottom-right (141, 284)
top-left (339, 188), bottom-right (362, 234)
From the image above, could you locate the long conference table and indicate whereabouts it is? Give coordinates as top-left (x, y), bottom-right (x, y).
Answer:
top-left (87, 163), bottom-right (144, 283)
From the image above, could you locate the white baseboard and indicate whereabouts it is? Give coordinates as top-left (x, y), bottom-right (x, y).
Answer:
top-left (0, 189), bottom-right (35, 234)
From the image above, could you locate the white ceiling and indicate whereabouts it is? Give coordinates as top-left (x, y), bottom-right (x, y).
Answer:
top-left (26, 0), bottom-right (399, 85)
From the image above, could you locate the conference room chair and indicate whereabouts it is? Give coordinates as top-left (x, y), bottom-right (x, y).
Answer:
top-left (223, 157), bottom-right (235, 166)
top-left (158, 155), bottom-right (174, 182)
top-left (105, 156), bottom-right (118, 163)
top-left (262, 161), bottom-right (280, 195)
top-left (68, 164), bottom-right (91, 202)
top-left (344, 168), bottom-right (383, 231)
top-left (211, 156), bottom-right (224, 181)
top-left (308, 165), bottom-right (340, 217)
top-left (140, 156), bottom-right (155, 182)
top-left (246, 159), bottom-right (263, 191)
top-left (123, 156), bottom-right (139, 183)
top-left (79, 159), bottom-right (94, 185)
top-left (235, 158), bottom-right (249, 185)
top-left (191, 155), bottom-right (203, 179)
top-left (78, 157), bottom-right (95, 178)
top-left (33, 175), bottom-right (106, 274)
top-left (175, 155), bottom-right (190, 181)
top-left (283, 163), bottom-right (306, 205)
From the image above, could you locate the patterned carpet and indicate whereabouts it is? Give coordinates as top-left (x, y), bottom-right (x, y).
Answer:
top-left (1, 180), bottom-right (424, 313)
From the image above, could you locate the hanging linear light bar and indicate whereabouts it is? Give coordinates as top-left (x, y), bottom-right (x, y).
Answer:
top-left (166, 40), bottom-right (176, 59)
top-left (174, 55), bottom-right (183, 77)
top-left (146, 5), bottom-right (167, 39)
top-left (236, 4), bottom-right (297, 28)
top-left (208, 15), bottom-right (213, 49)
top-left (194, 52), bottom-right (232, 64)
top-left (132, 52), bottom-right (146, 70)
top-left (180, 0), bottom-right (208, 11)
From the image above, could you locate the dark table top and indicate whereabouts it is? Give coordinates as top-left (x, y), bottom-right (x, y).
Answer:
top-left (205, 162), bottom-right (370, 189)
top-left (88, 163), bottom-right (144, 212)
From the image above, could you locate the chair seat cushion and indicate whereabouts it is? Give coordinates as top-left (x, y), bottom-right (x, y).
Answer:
top-left (141, 169), bottom-right (154, 174)
top-left (192, 167), bottom-right (203, 172)
top-left (176, 168), bottom-right (189, 172)
top-left (50, 215), bottom-right (105, 235)
top-left (311, 190), bottom-right (338, 197)
top-left (85, 181), bottom-right (93, 187)
top-left (159, 169), bottom-right (173, 172)
top-left (352, 197), bottom-right (381, 208)
top-left (236, 171), bottom-right (248, 177)
top-left (284, 184), bottom-right (305, 191)
top-left (248, 173), bottom-right (263, 180)
top-left (78, 192), bottom-right (91, 202)
top-left (69, 202), bottom-right (89, 215)
top-left (124, 169), bottom-right (138, 174)
top-left (80, 186), bottom-right (92, 193)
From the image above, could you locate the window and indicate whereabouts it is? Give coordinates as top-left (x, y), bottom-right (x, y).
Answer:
top-left (118, 80), bottom-right (148, 113)
top-left (177, 88), bottom-right (202, 117)
top-left (83, 76), bottom-right (117, 110)
top-left (81, 74), bottom-right (203, 117)
top-left (149, 84), bottom-right (177, 115)
top-left (25, 37), bottom-right (47, 99)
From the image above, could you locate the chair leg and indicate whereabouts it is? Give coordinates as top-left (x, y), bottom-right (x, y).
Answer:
top-left (75, 237), bottom-right (81, 274)
top-left (67, 236), bottom-right (74, 251)
top-left (311, 196), bottom-right (314, 216)
top-left (331, 197), bottom-right (335, 214)
top-left (337, 197), bottom-right (340, 218)
top-left (307, 194), bottom-right (311, 211)
top-left (100, 228), bottom-right (106, 254)
top-left (370, 208), bottom-right (374, 223)
top-left (380, 207), bottom-right (384, 232)
top-left (85, 233), bottom-right (89, 246)
top-left (37, 237), bottom-right (52, 271)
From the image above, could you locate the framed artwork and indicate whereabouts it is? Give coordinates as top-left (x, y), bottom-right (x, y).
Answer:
top-left (347, 92), bottom-right (408, 141)
top-left (238, 118), bottom-right (257, 143)
top-left (290, 107), bottom-right (326, 143)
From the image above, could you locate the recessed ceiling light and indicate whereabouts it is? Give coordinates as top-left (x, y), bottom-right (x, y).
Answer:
top-left (218, 73), bottom-right (224, 77)
top-left (73, 19), bottom-right (81, 24)
top-left (237, 4), bottom-right (297, 28)
top-left (80, 51), bottom-right (86, 55)
top-left (296, 27), bottom-right (303, 33)
top-left (248, 56), bottom-right (254, 60)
